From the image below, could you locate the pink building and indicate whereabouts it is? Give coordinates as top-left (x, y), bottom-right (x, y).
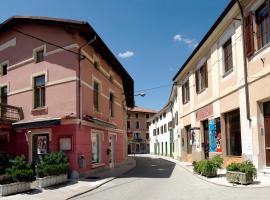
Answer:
top-left (0, 16), bottom-right (134, 176)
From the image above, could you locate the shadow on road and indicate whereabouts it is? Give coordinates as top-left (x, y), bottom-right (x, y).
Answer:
top-left (121, 156), bottom-right (175, 179)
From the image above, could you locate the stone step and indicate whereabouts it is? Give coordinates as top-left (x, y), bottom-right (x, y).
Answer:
top-left (258, 168), bottom-right (270, 176)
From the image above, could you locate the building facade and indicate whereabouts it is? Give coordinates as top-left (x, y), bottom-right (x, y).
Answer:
top-left (149, 85), bottom-right (180, 159)
top-left (127, 106), bottom-right (156, 154)
top-left (0, 16), bottom-right (134, 176)
top-left (170, 0), bottom-right (270, 171)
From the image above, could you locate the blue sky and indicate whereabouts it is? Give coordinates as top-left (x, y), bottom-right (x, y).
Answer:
top-left (0, 0), bottom-right (230, 110)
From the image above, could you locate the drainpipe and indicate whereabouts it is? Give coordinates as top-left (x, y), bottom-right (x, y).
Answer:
top-left (236, 0), bottom-right (252, 122)
top-left (78, 36), bottom-right (96, 128)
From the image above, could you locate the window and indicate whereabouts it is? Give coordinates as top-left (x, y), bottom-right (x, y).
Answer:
top-left (146, 133), bottom-right (149, 140)
top-left (134, 132), bottom-right (141, 140)
top-left (161, 126), bottom-right (163, 134)
top-left (163, 112), bottom-right (166, 118)
top-left (225, 109), bottom-right (242, 156)
top-left (164, 124), bottom-right (167, 133)
top-left (136, 121), bottom-right (140, 129)
top-left (223, 38), bottom-right (233, 75)
top-left (93, 81), bottom-right (99, 112)
top-left (160, 115), bottom-right (162, 120)
top-left (136, 113), bottom-right (139, 118)
top-left (175, 112), bottom-right (178, 126)
top-left (146, 114), bottom-right (149, 119)
top-left (91, 133), bottom-right (101, 164)
top-left (1, 63), bottom-right (7, 76)
top-left (34, 75), bottom-right (45, 108)
top-left (182, 80), bottom-right (190, 104)
top-left (109, 92), bottom-right (114, 117)
top-left (195, 62), bottom-right (208, 93)
top-left (153, 129), bottom-right (156, 136)
top-left (157, 128), bottom-right (160, 135)
top-left (127, 121), bottom-right (130, 129)
top-left (0, 86), bottom-right (7, 105)
top-left (256, 2), bottom-right (270, 50)
top-left (35, 49), bottom-right (44, 63)
top-left (146, 122), bottom-right (150, 129)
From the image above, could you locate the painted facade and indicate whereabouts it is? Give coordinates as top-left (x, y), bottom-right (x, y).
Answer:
top-left (170, 0), bottom-right (270, 171)
top-left (0, 16), bottom-right (134, 176)
top-left (149, 85), bottom-right (180, 160)
top-left (127, 106), bottom-right (157, 154)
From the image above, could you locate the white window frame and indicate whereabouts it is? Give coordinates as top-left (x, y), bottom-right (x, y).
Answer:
top-left (33, 45), bottom-right (46, 63)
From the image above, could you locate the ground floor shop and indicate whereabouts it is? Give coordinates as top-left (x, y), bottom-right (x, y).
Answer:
top-left (2, 118), bottom-right (127, 177)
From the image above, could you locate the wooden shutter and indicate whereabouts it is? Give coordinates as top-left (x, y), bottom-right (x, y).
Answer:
top-left (245, 12), bottom-right (254, 57)
top-left (187, 80), bottom-right (190, 101)
top-left (205, 63), bottom-right (208, 88)
top-left (182, 85), bottom-right (185, 104)
top-left (195, 70), bottom-right (199, 93)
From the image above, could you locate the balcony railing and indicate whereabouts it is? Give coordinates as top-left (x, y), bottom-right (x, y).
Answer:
top-left (0, 104), bottom-right (24, 123)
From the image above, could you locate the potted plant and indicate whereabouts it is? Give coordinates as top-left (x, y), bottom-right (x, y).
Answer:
top-left (226, 160), bottom-right (257, 185)
top-left (0, 155), bottom-right (34, 196)
top-left (192, 156), bottom-right (223, 178)
top-left (36, 151), bottom-right (69, 188)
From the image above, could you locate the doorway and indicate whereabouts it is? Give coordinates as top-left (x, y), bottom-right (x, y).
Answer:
top-left (202, 120), bottom-right (209, 159)
top-left (263, 101), bottom-right (270, 166)
top-left (109, 134), bottom-right (116, 168)
top-left (32, 133), bottom-right (49, 164)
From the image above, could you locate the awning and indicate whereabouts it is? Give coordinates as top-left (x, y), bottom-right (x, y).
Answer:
top-left (12, 118), bottom-right (61, 130)
top-left (83, 115), bottom-right (117, 129)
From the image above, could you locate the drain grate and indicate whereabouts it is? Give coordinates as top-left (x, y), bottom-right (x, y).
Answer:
top-left (85, 176), bottom-right (100, 180)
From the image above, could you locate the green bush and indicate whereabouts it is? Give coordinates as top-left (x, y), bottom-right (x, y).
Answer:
top-left (36, 151), bottom-right (69, 178)
top-left (192, 156), bottom-right (223, 177)
top-left (227, 160), bottom-right (257, 179)
top-left (4, 155), bottom-right (34, 183)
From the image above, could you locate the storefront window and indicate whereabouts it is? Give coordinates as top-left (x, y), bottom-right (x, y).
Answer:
top-left (225, 109), bottom-right (242, 156)
top-left (92, 133), bottom-right (101, 164)
top-left (186, 125), bottom-right (192, 154)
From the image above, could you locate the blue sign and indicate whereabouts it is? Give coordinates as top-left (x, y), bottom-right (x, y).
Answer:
top-left (209, 119), bottom-right (216, 152)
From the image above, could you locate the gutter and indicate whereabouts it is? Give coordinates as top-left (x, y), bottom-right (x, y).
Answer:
top-left (236, 0), bottom-right (251, 121)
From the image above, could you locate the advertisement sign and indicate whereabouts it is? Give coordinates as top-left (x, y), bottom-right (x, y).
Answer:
top-left (127, 132), bottom-right (133, 142)
top-left (37, 136), bottom-right (48, 154)
top-left (208, 118), bottom-right (222, 153)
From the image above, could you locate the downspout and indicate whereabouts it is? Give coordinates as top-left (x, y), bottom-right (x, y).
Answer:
top-left (236, 0), bottom-right (252, 122)
top-left (78, 36), bottom-right (96, 128)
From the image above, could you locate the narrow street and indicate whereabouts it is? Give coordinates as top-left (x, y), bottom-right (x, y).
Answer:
top-left (72, 156), bottom-right (269, 200)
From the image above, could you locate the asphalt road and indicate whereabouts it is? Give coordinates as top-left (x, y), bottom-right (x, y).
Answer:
top-left (72, 156), bottom-right (270, 200)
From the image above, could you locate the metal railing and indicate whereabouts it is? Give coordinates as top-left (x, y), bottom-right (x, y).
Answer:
top-left (0, 104), bottom-right (24, 123)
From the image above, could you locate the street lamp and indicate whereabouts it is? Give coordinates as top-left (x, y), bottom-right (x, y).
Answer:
top-left (134, 92), bottom-right (146, 97)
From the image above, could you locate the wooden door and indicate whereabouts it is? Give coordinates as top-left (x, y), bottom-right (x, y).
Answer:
top-left (265, 117), bottom-right (270, 166)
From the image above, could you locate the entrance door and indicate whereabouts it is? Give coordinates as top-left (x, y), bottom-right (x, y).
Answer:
top-left (109, 135), bottom-right (116, 168)
top-left (265, 117), bottom-right (270, 166)
top-left (32, 133), bottom-right (49, 164)
top-left (203, 120), bottom-right (209, 159)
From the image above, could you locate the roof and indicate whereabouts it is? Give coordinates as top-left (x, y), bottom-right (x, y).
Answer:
top-left (0, 16), bottom-right (134, 108)
top-left (173, 0), bottom-right (237, 81)
top-left (130, 106), bottom-right (157, 113)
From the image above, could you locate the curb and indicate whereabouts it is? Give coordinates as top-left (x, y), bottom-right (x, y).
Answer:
top-left (66, 158), bottom-right (137, 200)
top-left (152, 155), bottom-right (270, 189)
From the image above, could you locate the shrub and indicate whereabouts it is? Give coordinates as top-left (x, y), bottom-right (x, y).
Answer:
top-left (192, 156), bottom-right (223, 177)
top-left (36, 151), bottom-right (69, 178)
top-left (4, 155), bottom-right (34, 183)
top-left (227, 160), bottom-right (257, 179)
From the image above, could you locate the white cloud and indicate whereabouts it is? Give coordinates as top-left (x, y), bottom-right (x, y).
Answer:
top-left (118, 51), bottom-right (134, 58)
top-left (173, 34), bottom-right (182, 41)
top-left (173, 34), bottom-right (198, 48)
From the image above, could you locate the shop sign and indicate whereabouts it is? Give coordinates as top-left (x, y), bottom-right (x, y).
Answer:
top-left (196, 104), bottom-right (213, 121)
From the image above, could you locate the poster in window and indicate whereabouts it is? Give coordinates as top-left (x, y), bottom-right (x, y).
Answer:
top-left (59, 137), bottom-right (72, 151)
top-left (37, 136), bottom-right (47, 154)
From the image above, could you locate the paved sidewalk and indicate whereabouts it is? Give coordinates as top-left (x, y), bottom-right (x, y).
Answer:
top-left (1, 156), bottom-right (136, 200)
top-left (145, 154), bottom-right (270, 188)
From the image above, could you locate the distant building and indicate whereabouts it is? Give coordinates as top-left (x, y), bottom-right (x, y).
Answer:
top-left (127, 106), bottom-right (157, 154)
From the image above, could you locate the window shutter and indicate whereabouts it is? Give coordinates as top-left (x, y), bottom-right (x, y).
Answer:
top-left (195, 70), bottom-right (199, 93)
top-left (187, 80), bottom-right (190, 101)
top-left (182, 85), bottom-right (185, 104)
top-left (245, 12), bottom-right (254, 57)
top-left (205, 63), bottom-right (208, 88)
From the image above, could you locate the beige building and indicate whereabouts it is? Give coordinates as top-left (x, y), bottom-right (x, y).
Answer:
top-left (172, 0), bottom-right (270, 170)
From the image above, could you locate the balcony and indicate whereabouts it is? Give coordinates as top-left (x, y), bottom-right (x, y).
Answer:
top-left (0, 104), bottom-right (24, 124)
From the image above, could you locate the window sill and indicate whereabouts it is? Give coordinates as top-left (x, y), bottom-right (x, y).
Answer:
top-left (91, 163), bottom-right (105, 169)
top-left (197, 88), bottom-right (206, 95)
top-left (222, 68), bottom-right (233, 78)
top-left (31, 106), bottom-right (48, 112)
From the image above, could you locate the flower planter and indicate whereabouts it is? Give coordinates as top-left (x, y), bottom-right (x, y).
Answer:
top-left (0, 182), bottom-right (31, 196)
top-left (202, 169), bottom-right (217, 178)
top-left (226, 171), bottom-right (253, 185)
top-left (37, 174), bottom-right (68, 188)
